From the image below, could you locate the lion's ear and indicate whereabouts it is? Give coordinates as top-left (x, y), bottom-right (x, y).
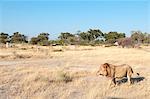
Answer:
top-left (103, 63), bottom-right (109, 68)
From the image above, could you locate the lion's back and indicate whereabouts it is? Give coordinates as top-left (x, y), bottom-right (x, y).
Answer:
top-left (114, 64), bottom-right (133, 78)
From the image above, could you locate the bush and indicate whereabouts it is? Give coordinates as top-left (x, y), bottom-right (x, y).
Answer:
top-left (30, 37), bottom-right (39, 45)
top-left (56, 71), bottom-right (72, 83)
top-left (117, 37), bottom-right (134, 48)
top-left (10, 32), bottom-right (28, 43)
top-left (38, 40), bottom-right (49, 46)
top-left (30, 33), bottom-right (50, 46)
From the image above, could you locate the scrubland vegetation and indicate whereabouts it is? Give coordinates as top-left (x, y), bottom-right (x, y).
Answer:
top-left (0, 28), bottom-right (150, 99)
top-left (0, 29), bottom-right (150, 47)
top-left (0, 44), bottom-right (150, 99)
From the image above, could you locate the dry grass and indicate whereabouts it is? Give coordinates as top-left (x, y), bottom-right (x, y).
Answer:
top-left (0, 45), bottom-right (150, 99)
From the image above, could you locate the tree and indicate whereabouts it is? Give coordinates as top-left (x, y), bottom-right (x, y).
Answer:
top-left (10, 32), bottom-right (27, 43)
top-left (58, 32), bottom-right (74, 40)
top-left (30, 37), bottom-right (39, 45)
top-left (131, 31), bottom-right (144, 44)
top-left (78, 29), bottom-right (103, 41)
top-left (0, 32), bottom-right (9, 44)
top-left (143, 33), bottom-right (150, 44)
top-left (104, 32), bottom-right (125, 44)
top-left (77, 29), bottom-right (104, 45)
top-left (37, 33), bottom-right (49, 41)
top-left (87, 29), bottom-right (104, 41)
top-left (30, 33), bottom-right (49, 46)
top-left (77, 32), bottom-right (89, 41)
top-left (37, 33), bottom-right (49, 46)
top-left (58, 32), bottom-right (75, 45)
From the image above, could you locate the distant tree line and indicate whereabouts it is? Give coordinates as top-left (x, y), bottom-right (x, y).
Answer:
top-left (0, 32), bottom-right (28, 44)
top-left (0, 29), bottom-right (150, 47)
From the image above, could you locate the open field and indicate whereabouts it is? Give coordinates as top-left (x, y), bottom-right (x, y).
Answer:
top-left (0, 45), bottom-right (150, 99)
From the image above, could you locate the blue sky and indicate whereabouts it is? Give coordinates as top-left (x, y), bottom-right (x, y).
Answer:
top-left (0, 0), bottom-right (149, 39)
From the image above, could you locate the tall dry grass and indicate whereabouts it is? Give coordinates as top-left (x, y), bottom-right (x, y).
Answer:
top-left (0, 45), bottom-right (150, 99)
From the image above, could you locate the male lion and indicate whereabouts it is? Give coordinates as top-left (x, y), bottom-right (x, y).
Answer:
top-left (97, 63), bottom-right (139, 88)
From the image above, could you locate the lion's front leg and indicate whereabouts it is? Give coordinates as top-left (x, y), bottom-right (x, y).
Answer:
top-left (107, 78), bottom-right (116, 89)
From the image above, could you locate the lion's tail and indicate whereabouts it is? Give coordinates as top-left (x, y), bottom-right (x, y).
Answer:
top-left (136, 73), bottom-right (140, 76)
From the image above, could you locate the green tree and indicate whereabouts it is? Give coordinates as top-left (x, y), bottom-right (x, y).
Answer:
top-left (30, 33), bottom-right (49, 46)
top-left (58, 32), bottom-right (74, 40)
top-left (87, 29), bottom-right (104, 41)
top-left (77, 32), bottom-right (89, 41)
top-left (143, 33), bottom-right (150, 44)
top-left (30, 37), bottom-right (39, 45)
top-left (131, 31), bottom-right (145, 44)
top-left (37, 33), bottom-right (49, 46)
top-left (77, 29), bottom-right (104, 45)
top-left (0, 32), bottom-right (9, 44)
top-left (58, 32), bottom-right (75, 45)
top-left (78, 29), bottom-right (103, 41)
top-left (10, 32), bottom-right (27, 43)
top-left (104, 32), bottom-right (125, 44)
top-left (37, 33), bottom-right (49, 41)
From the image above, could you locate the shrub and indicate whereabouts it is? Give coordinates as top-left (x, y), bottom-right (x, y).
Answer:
top-left (56, 71), bottom-right (72, 83)
top-left (117, 37), bottom-right (134, 48)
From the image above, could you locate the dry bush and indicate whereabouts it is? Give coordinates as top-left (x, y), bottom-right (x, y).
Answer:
top-left (19, 48), bottom-right (28, 50)
top-left (11, 51), bottom-right (31, 59)
top-left (0, 51), bottom-right (31, 60)
top-left (0, 66), bottom-right (93, 98)
top-left (52, 49), bottom-right (63, 52)
top-left (0, 66), bottom-right (74, 98)
top-left (55, 70), bottom-right (73, 83)
top-left (0, 55), bottom-right (9, 59)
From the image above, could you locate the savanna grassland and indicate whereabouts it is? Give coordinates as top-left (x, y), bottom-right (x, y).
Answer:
top-left (0, 45), bottom-right (150, 99)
